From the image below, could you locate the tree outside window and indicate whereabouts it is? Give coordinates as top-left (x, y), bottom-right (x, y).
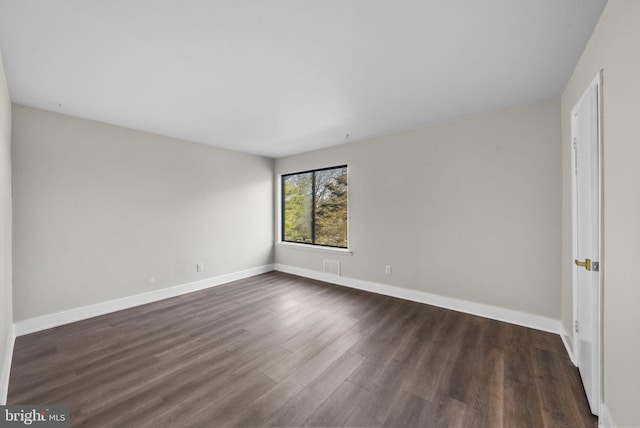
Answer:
top-left (282, 166), bottom-right (348, 248)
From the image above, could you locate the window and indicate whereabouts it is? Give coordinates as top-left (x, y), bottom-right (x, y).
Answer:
top-left (281, 165), bottom-right (348, 248)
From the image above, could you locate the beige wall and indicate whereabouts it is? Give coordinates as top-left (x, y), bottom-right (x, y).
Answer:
top-left (276, 99), bottom-right (562, 319)
top-left (0, 50), bottom-right (13, 403)
top-left (561, 1), bottom-right (640, 426)
top-left (12, 105), bottom-right (274, 321)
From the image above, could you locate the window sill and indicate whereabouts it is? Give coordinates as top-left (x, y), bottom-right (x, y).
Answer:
top-left (277, 241), bottom-right (353, 256)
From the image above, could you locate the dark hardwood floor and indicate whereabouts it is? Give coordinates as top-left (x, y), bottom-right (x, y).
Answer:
top-left (9, 272), bottom-right (597, 427)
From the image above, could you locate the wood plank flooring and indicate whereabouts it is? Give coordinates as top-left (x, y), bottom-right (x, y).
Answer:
top-left (8, 272), bottom-right (597, 427)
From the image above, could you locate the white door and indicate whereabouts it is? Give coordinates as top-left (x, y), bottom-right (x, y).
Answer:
top-left (571, 72), bottom-right (602, 416)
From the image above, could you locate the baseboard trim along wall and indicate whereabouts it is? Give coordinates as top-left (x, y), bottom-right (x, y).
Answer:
top-left (599, 402), bottom-right (616, 428)
top-left (14, 264), bottom-right (274, 336)
top-left (274, 264), bottom-right (563, 335)
top-left (14, 263), bottom-right (563, 339)
top-left (0, 324), bottom-right (16, 405)
top-left (560, 327), bottom-right (577, 365)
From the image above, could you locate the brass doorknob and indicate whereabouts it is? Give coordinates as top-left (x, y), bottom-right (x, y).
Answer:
top-left (575, 258), bottom-right (592, 271)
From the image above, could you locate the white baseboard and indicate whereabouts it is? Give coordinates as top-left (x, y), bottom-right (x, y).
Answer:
top-left (0, 324), bottom-right (16, 405)
top-left (560, 325), bottom-right (577, 365)
top-left (274, 264), bottom-right (562, 335)
top-left (13, 261), bottom-right (563, 339)
top-left (14, 264), bottom-right (274, 336)
top-left (599, 402), bottom-right (616, 428)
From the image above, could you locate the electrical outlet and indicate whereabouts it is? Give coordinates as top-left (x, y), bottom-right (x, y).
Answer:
top-left (196, 263), bottom-right (204, 272)
top-left (385, 265), bottom-right (392, 275)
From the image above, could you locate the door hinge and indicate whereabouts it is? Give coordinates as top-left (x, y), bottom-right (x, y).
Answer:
top-left (574, 320), bottom-right (579, 333)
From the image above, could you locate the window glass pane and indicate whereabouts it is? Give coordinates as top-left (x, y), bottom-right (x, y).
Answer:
top-left (315, 167), bottom-right (348, 247)
top-left (283, 172), bottom-right (313, 244)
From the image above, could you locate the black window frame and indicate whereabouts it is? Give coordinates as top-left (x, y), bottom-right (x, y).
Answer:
top-left (281, 164), bottom-right (348, 249)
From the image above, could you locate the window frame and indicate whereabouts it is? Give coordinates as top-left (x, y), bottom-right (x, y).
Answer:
top-left (280, 165), bottom-right (349, 249)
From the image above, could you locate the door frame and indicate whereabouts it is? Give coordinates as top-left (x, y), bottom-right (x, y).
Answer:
top-left (570, 70), bottom-right (603, 416)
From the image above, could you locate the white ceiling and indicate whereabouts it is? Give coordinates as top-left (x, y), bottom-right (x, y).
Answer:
top-left (0, 1), bottom-right (606, 158)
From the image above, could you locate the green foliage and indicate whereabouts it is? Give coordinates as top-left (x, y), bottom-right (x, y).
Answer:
top-left (282, 167), bottom-right (348, 248)
top-left (315, 169), bottom-right (348, 247)
top-left (283, 173), bottom-right (313, 243)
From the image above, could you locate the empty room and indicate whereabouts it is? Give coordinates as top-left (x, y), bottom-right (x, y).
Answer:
top-left (0, 1), bottom-right (639, 427)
